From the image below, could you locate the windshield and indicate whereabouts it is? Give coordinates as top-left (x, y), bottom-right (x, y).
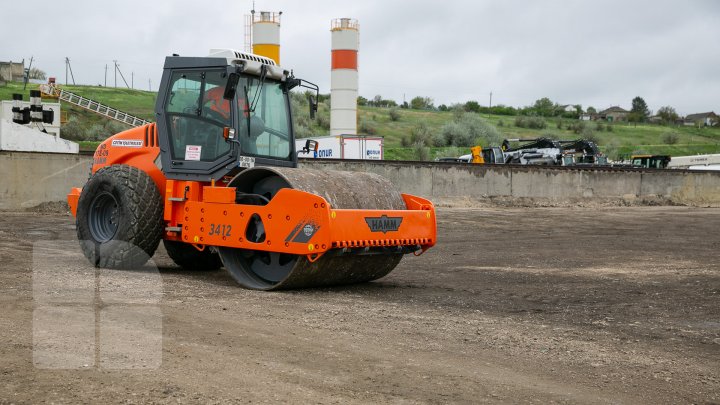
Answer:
top-left (239, 76), bottom-right (291, 159)
top-left (164, 70), bottom-right (291, 164)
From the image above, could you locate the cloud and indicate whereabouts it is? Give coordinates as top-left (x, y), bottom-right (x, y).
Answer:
top-left (1, 0), bottom-right (717, 115)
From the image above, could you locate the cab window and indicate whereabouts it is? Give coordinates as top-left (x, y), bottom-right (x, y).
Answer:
top-left (165, 70), bottom-right (232, 162)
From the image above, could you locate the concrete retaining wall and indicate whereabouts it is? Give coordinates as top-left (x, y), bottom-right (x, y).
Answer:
top-left (2, 152), bottom-right (720, 210)
top-left (0, 151), bottom-right (89, 210)
top-left (300, 160), bottom-right (720, 207)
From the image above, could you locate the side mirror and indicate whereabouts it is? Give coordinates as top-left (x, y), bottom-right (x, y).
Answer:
top-left (223, 73), bottom-right (241, 100)
top-left (309, 96), bottom-right (318, 120)
top-left (223, 127), bottom-right (236, 141)
top-left (300, 139), bottom-right (319, 155)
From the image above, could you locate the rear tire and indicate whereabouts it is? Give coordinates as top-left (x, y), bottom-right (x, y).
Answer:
top-left (76, 165), bottom-right (163, 269)
top-left (163, 240), bottom-right (222, 271)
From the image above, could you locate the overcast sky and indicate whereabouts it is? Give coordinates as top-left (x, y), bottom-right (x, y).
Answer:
top-left (3, 0), bottom-right (718, 115)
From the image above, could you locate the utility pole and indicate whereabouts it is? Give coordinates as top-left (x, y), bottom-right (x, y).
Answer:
top-left (489, 91), bottom-right (493, 109)
top-left (148, 78), bottom-right (151, 91)
top-left (115, 62), bottom-right (130, 89)
top-left (131, 71), bottom-right (134, 89)
top-left (104, 64), bottom-right (107, 87)
top-left (64, 57), bottom-right (76, 86)
top-left (23, 56), bottom-right (33, 90)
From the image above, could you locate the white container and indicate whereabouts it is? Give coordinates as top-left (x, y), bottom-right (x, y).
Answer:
top-left (296, 135), bottom-right (383, 160)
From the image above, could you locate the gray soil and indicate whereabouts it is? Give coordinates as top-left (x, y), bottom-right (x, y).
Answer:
top-left (0, 206), bottom-right (718, 404)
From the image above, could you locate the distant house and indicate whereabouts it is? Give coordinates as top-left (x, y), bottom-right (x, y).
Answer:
top-left (684, 112), bottom-right (718, 127)
top-left (598, 106), bottom-right (629, 122)
top-left (579, 113), bottom-right (595, 121)
top-left (558, 105), bottom-right (577, 113)
top-left (648, 115), bottom-right (662, 124)
top-left (0, 61), bottom-right (25, 82)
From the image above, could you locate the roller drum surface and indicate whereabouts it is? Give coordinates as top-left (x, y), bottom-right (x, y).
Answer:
top-left (218, 167), bottom-right (405, 290)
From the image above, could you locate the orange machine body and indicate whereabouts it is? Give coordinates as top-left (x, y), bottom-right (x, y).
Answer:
top-left (68, 125), bottom-right (437, 261)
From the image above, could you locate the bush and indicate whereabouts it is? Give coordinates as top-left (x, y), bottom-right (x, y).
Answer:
top-left (556, 120), bottom-right (563, 130)
top-left (440, 113), bottom-right (501, 147)
top-left (603, 140), bottom-right (620, 161)
top-left (515, 116), bottom-right (547, 130)
top-left (464, 101), bottom-right (481, 113)
top-left (410, 122), bottom-right (433, 147)
top-left (412, 141), bottom-right (430, 161)
top-left (662, 132), bottom-right (679, 145)
top-left (294, 124), bottom-right (313, 138)
top-left (60, 116), bottom-right (85, 141)
top-left (581, 127), bottom-right (599, 144)
top-left (431, 132), bottom-right (446, 147)
top-left (433, 146), bottom-right (465, 160)
top-left (451, 104), bottom-right (465, 122)
top-left (316, 114), bottom-right (330, 130)
top-left (568, 121), bottom-right (586, 134)
top-left (105, 121), bottom-right (127, 136)
top-left (606, 124), bottom-right (614, 132)
top-left (359, 119), bottom-right (377, 135)
top-left (497, 119), bottom-right (504, 127)
top-left (595, 121), bottom-right (605, 132)
top-left (400, 136), bottom-right (410, 147)
top-left (388, 107), bottom-right (400, 122)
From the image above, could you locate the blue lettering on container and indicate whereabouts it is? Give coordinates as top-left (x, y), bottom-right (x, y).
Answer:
top-left (318, 149), bottom-right (333, 158)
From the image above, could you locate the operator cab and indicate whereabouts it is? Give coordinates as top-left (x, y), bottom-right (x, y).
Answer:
top-left (156, 50), bottom-right (317, 182)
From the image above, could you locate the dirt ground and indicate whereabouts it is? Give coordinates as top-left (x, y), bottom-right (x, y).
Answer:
top-left (1, 206), bottom-right (719, 404)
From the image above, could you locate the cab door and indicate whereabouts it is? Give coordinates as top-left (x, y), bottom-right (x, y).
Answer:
top-left (158, 68), bottom-right (236, 181)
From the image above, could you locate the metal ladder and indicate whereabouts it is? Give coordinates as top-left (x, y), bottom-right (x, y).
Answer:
top-left (39, 84), bottom-right (150, 127)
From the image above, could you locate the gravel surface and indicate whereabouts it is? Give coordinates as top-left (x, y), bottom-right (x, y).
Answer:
top-left (1, 207), bottom-right (719, 404)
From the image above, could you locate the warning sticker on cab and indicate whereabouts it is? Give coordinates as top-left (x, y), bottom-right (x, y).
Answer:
top-left (111, 139), bottom-right (143, 148)
top-left (238, 155), bottom-right (255, 168)
top-left (185, 145), bottom-right (202, 161)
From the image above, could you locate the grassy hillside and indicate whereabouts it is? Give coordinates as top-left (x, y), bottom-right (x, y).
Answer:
top-left (2, 81), bottom-right (719, 159)
top-left (361, 106), bottom-right (720, 159)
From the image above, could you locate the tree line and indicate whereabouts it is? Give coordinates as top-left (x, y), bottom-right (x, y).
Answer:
top-left (356, 93), bottom-right (690, 127)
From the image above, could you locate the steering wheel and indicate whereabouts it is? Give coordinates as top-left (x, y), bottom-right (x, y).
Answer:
top-left (202, 106), bottom-right (229, 124)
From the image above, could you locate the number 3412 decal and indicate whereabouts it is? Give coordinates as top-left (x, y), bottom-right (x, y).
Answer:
top-left (208, 224), bottom-right (232, 237)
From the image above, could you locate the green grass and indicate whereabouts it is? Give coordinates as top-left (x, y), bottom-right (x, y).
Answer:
top-left (1, 81), bottom-right (156, 134)
top-left (367, 109), bottom-right (720, 159)
top-left (3, 81), bottom-right (720, 159)
top-left (77, 141), bottom-right (102, 151)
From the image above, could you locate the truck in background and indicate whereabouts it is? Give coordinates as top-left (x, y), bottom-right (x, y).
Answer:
top-left (667, 153), bottom-right (720, 170)
top-left (296, 135), bottom-right (384, 160)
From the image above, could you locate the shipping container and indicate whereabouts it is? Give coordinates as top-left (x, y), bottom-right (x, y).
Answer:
top-left (296, 135), bottom-right (383, 160)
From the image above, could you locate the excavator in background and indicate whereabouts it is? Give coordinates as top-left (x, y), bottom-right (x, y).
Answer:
top-left (557, 139), bottom-right (608, 166)
top-left (500, 138), bottom-right (564, 165)
top-left (67, 50), bottom-right (436, 290)
top-left (442, 138), bottom-right (606, 166)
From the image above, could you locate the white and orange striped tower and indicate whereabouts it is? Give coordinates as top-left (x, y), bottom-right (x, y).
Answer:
top-left (330, 18), bottom-right (359, 136)
top-left (252, 11), bottom-right (282, 64)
